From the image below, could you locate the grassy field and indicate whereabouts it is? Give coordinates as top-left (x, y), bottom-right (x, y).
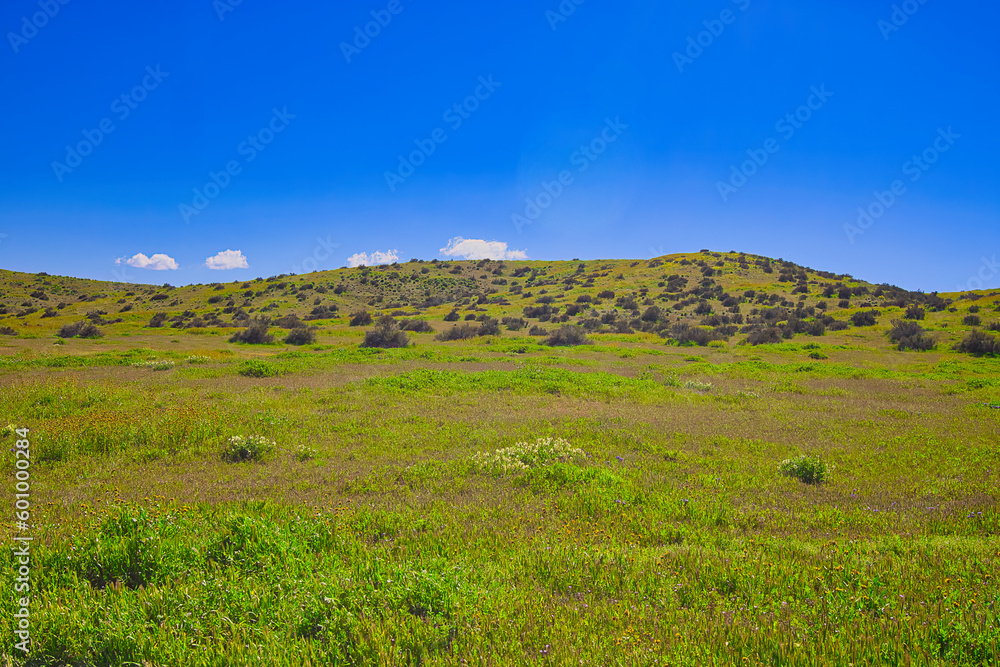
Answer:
top-left (1, 251), bottom-right (999, 665)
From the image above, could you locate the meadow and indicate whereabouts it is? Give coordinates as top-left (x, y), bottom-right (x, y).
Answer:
top-left (1, 251), bottom-right (998, 665)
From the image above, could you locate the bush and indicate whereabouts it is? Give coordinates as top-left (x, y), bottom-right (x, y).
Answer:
top-left (362, 316), bottom-right (410, 348)
top-left (963, 314), bottom-right (982, 326)
top-left (400, 319), bottom-right (434, 332)
top-left (887, 319), bottom-right (935, 351)
top-left (0, 326), bottom-right (17, 336)
top-left (850, 310), bottom-right (880, 327)
top-left (284, 327), bottom-right (317, 345)
top-left (477, 317), bottom-right (501, 336)
top-left (443, 309), bottom-right (460, 322)
top-left (955, 329), bottom-right (1000, 356)
top-left (904, 305), bottom-right (925, 320)
top-left (56, 321), bottom-right (103, 339)
top-left (745, 326), bottom-right (782, 345)
top-left (436, 323), bottom-right (478, 341)
top-left (229, 316), bottom-right (274, 344)
top-left (238, 359), bottom-right (278, 378)
top-left (502, 317), bottom-right (526, 331)
top-left (543, 325), bottom-right (590, 347)
top-left (274, 314), bottom-right (304, 329)
top-left (528, 325), bottom-right (548, 336)
top-left (670, 323), bottom-right (715, 346)
top-left (349, 311), bottom-right (373, 327)
top-left (779, 455), bottom-right (828, 484)
top-left (222, 435), bottom-right (274, 463)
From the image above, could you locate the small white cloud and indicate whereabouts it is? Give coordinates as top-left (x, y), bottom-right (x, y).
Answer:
top-left (205, 249), bottom-right (249, 270)
top-left (346, 249), bottom-right (399, 267)
top-left (115, 252), bottom-right (179, 271)
top-left (439, 237), bottom-right (527, 261)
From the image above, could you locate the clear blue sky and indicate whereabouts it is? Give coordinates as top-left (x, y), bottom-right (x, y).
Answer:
top-left (1, 0), bottom-right (997, 291)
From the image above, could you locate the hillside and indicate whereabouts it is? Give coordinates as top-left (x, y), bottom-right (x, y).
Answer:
top-left (1, 250), bottom-right (998, 355)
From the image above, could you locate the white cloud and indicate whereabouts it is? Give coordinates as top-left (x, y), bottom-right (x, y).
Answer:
top-left (346, 249), bottom-right (399, 267)
top-left (205, 249), bottom-right (249, 270)
top-left (439, 237), bottom-right (527, 261)
top-left (115, 252), bottom-right (179, 271)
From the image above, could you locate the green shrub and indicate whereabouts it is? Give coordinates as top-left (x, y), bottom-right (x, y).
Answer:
top-left (443, 310), bottom-right (460, 322)
top-left (56, 321), bottom-right (103, 338)
top-left (963, 314), bottom-right (982, 326)
top-left (349, 311), bottom-right (373, 326)
top-left (955, 329), bottom-right (1000, 356)
top-left (904, 305), bottom-right (925, 320)
top-left (284, 327), bottom-right (317, 345)
top-left (222, 435), bottom-right (274, 462)
top-left (888, 319), bottom-right (935, 351)
top-left (779, 455), bottom-right (829, 484)
top-left (850, 310), bottom-right (880, 327)
top-left (229, 316), bottom-right (274, 344)
top-left (436, 323), bottom-right (478, 341)
top-left (362, 316), bottom-right (410, 348)
top-left (238, 359), bottom-right (278, 378)
top-left (473, 437), bottom-right (586, 475)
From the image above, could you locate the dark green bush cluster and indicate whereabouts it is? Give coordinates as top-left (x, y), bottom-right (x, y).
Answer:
top-left (955, 330), bottom-right (1000, 356)
top-left (349, 311), bottom-right (373, 326)
top-left (849, 310), bottom-right (880, 327)
top-left (543, 325), bottom-right (590, 347)
top-left (362, 316), bottom-right (410, 348)
top-left (888, 319), bottom-right (935, 351)
top-left (56, 321), bottom-right (103, 339)
top-left (229, 317), bottom-right (274, 344)
top-left (284, 327), bottom-right (317, 346)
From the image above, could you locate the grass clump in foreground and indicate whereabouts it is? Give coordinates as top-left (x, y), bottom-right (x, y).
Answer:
top-left (221, 434), bottom-right (275, 462)
top-left (779, 454), bottom-right (829, 484)
top-left (473, 436), bottom-right (586, 474)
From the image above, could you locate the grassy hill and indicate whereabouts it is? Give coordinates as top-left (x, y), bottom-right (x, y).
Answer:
top-left (1, 250), bottom-right (998, 354)
top-left (1, 251), bottom-right (999, 666)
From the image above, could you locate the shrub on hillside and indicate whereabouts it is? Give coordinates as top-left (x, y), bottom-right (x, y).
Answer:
top-left (238, 359), bottom-right (278, 378)
top-left (850, 310), bottom-right (880, 327)
top-left (904, 305), bottom-right (925, 320)
top-left (543, 325), bottom-right (590, 347)
top-left (56, 321), bottom-right (103, 339)
top-left (528, 325), bottom-right (548, 336)
top-left (443, 309), bottom-right (460, 322)
top-left (399, 319), bottom-right (434, 332)
top-left (670, 323), bottom-right (715, 346)
top-left (0, 326), bottom-right (17, 336)
top-left (887, 319), bottom-right (935, 351)
top-left (436, 323), bottom-right (478, 341)
top-left (745, 326), bottom-right (782, 345)
top-left (963, 314), bottom-right (982, 326)
top-left (274, 314), bottom-right (304, 329)
top-left (229, 317), bottom-right (274, 344)
top-left (955, 329), bottom-right (1000, 356)
top-left (349, 311), bottom-right (373, 326)
top-left (477, 317), bottom-right (501, 336)
top-left (284, 327), bottom-right (317, 346)
top-left (502, 316), bottom-right (526, 331)
top-left (362, 316), bottom-right (410, 348)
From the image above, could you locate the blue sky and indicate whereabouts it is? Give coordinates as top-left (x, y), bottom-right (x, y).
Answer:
top-left (1, 0), bottom-right (997, 291)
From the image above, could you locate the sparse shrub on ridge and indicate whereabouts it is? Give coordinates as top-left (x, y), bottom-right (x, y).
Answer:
top-left (904, 305), bottom-right (925, 320)
top-left (850, 310), bottom-right (880, 327)
top-left (436, 323), bottom-right (478, 341)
